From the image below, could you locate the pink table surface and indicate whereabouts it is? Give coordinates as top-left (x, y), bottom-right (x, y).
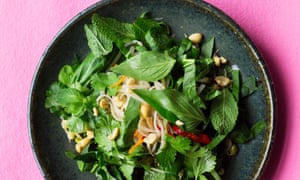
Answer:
top-left (0, 0), bottom-right (299, 179)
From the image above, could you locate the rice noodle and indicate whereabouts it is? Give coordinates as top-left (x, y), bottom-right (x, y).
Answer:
top-left (97, 77), bottom-right (169, 154)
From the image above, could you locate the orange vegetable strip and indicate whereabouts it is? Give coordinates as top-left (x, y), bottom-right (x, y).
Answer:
top-left (128, 134), bottom-right (144, 154)
top-left (110, 75), bottom-right (127, 88)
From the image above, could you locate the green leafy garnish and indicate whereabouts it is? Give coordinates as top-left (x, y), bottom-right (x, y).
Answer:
top-left (133, 89), bottom-right (206, 131)
top-left (210, 88), bottom-right (238, 135)
top-left (112, 51), bottom-right (176, 81)
top-left (44, 12), bottom-right (266, 180)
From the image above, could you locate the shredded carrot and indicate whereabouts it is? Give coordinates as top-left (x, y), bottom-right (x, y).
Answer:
top-left (110, 75), bottom-right (127, 88)
top-left (129, 130), bottom-right (144, 154)
top-left (133, 130), bottom-right (144, 139)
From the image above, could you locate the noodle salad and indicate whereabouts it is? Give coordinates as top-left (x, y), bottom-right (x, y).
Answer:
top-left (45, 13), bottom-right (266, 180)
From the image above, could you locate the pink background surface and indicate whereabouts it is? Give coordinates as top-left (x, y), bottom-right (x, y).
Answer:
top-left (0, 0), bottom-right (299, 179)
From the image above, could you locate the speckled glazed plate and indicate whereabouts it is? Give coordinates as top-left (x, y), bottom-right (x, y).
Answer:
top-left (28, 0), bottom-right (276, 179)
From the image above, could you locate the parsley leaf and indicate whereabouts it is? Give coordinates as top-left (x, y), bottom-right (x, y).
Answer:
top-left (156, 143), bottom-right (177, 172)
top-left (184, 147), bottom-right (216, 179)
top-left (165, 135), bottom-right (192, 154)
top-left (94, 110), bottom-right (120, 152)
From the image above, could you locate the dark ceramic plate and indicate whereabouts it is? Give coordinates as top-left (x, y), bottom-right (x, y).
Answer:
top-left (28, 0), bottom-right (276, 179)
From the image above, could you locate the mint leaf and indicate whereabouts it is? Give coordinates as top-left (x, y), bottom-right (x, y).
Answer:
top-left (84, 24), bottom-right (113, 57)
top-left (145, 27), bottom-right (173, 51)
top-left (144, 171), bottom-right (166, 180)
top-left (91, 13), bottom-right (135, 54)
top-left (112, 51), bottom-right (176, 81)
top-left (133, 16), bottom-right (160, 43)
top-left (209, 89), bottom-right (238, 135)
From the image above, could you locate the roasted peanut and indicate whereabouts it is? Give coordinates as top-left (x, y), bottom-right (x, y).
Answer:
top-left (188, 33), bottom-right (203, 44)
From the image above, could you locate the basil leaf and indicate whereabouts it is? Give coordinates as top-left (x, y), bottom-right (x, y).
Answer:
top-left (241, 76), bottom-right (259, 97)
top-left (209, 89), bottom-right (238, 135)
top-left (72, 52), bottom-right (105, 85)
top-left (145, 27), bottom-right (173, 51)
top-left (120, 164), bottom-right (134, 180)
top-left (206, 134), bottom-right (226, 150)
top-left (133, 89), bottom-right (206, 131)
top-left (133, 16), bottom-right (160, 43)
top-left (91, 13), bottom-right (135, 55)
top-left (182, 57), bottom-right (206, 109)
top-left (202, 88), bottom-right (222, 101)
top-left (231, 120), bottom-right (266, 144)
top-left (112, 51), bottom-right (176, 81)
top-left (178, 38), bottom-right (192, 56)
top-left (144, 171), bottom-right (166, 180)
top-left (231, 68), bottom-right (240, 101)
top-left (196, 57), bottom-right (214, 79)
top-left (84, 24), bottom-right (113, 57)
top-left (201, 37), bottom-right (215, 58)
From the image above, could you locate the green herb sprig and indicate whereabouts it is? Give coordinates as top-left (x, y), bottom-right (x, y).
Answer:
top-left (45, 12), bottom-right (265, 180)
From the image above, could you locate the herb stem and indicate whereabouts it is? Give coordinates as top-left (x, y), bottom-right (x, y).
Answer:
top-left (210, 169), bottom-right (222, 180)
